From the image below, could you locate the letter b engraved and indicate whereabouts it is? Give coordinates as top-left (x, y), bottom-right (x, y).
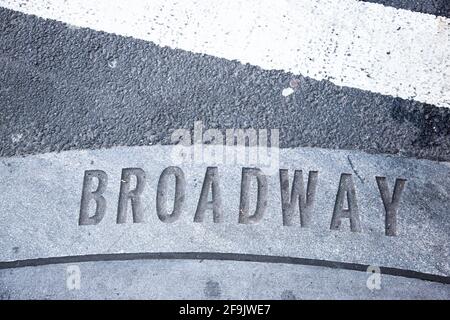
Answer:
top-left (79, 170), bottom-right (108, 226)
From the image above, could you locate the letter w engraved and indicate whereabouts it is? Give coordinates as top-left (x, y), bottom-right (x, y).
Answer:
top-left (279, 170), bottom-right (318, 227)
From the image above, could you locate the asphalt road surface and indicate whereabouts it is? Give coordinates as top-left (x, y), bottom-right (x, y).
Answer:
top-left (0, 0), bottom-right (449, 299)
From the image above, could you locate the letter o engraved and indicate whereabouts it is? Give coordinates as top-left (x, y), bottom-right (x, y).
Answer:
top-left (156, 166), bottom-right (186, 223)
top-left (79, 170), bottom-right (108, 226)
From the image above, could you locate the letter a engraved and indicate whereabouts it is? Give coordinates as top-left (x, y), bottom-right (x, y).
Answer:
top-left (330, 173), bottom-right (361, 232)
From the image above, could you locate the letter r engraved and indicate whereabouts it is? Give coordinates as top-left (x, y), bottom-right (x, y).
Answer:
top-left (117, 168), bottom-right (146, 224)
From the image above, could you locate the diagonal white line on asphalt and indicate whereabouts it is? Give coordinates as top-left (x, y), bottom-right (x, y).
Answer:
top-left (0, 0), bottom-right (448, 108)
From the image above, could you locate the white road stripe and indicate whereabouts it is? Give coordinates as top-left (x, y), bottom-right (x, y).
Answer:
top-left (1, 0), bottom-right (449, 108)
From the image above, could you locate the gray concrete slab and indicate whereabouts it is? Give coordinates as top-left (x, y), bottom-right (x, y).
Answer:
top-left (1, 259), bottom-right (449, 300)
top-left (0, 145), bottom-right (448, 282)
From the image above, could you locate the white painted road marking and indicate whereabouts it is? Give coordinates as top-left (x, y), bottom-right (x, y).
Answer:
top-left (0, 0), bottom-right (448, 108)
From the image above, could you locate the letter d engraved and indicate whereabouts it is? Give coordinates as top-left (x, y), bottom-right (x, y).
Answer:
top-left (239, 167), bottom-right (268, 224)
top-left (79, 170), bottom-right (108, 225)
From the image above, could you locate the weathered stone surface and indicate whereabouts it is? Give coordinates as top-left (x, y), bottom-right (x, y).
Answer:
top-left (1, 260), bottom-right (449, 300)
top-left (0, 145), bottom-right (448, 281)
